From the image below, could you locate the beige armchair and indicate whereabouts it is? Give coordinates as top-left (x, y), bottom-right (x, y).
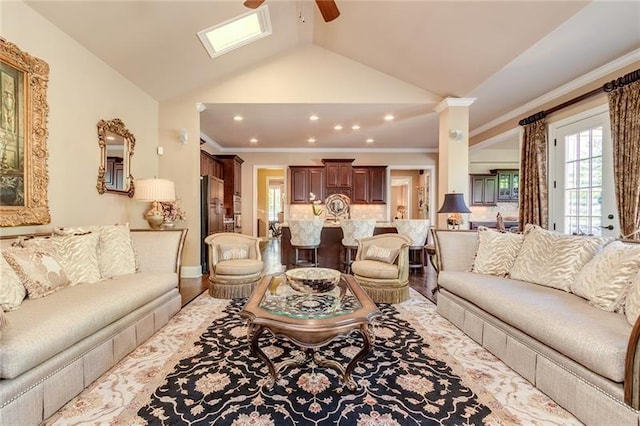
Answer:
top-left (204, 233), bottom-right (264, 299)
top-left (351, 233), bottom-right (412, 303)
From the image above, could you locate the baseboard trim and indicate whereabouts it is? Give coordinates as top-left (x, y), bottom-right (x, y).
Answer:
top-left (181, 266), bottom-right (203, 279)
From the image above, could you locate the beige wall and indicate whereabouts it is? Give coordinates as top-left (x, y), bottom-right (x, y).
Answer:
top-left (0, 1), bottom-right (158, 236)
top-left (469, 148), bottom-right (519, 174)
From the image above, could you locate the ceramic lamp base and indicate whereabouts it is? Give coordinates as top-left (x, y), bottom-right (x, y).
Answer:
top-left (145, 202), bottom-right (165, 230)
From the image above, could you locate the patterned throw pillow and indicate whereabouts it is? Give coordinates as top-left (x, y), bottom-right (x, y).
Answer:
top-left (54, 224), bottom-right (137, 277)
top-left (0, 253), bottom-right (26, 311)
top-left (364, 244), bottom-right (400, 264)
top-left (3, 246), bottom-right (69, 299)
top-left (471, 227), bottom-right (524, 276)
top-left (509, 224), bottom-right (611, 291)
top-left (625, 271), bottom-right (640, 325)
top-left (219, 244), bottom-right (249, 261)
top-left (22, 233), bottom-right (101, 285)
top-left (571, 241), bottom-right (640, 312)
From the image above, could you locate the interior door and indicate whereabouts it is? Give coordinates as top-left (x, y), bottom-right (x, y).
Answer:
top-left (551, 109), bottom-right (617, 237)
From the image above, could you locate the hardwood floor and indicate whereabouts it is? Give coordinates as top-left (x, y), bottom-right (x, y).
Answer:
top-left (179, 238), bottom-right (437, 306)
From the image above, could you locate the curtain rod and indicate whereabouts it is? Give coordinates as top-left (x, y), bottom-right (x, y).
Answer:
top-left (518, 68), bottom-right (640, 126)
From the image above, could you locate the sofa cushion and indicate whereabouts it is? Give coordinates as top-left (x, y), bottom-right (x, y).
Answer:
top-left (0, 272), bottom-right (177, 379)
top-left (0, 253), bottom-right (26, 311)
top-left (352, 259), bottom-right (399, 280)
top-left (439, 270), bottom-right (631, 382)
top-left (363, 244), bottom-right (399, 264)
top-left (572, 241), bottom-right (640, 312)
top-left (215, 259), bottom-right (263, 276)
top-left (22, 233), bottom-right (101, 285)
top-left (3, 246), bottom-right (70, 299)
top-left (625, 271), bottom-right (640, 325)
top-left (471, 227), bottom-right (524, 276)
top-left (509, 225), bottom-right (610, 291)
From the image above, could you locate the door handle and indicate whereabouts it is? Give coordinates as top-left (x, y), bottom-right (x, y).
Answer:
top-left (600, 225), bottom-right (614, 230)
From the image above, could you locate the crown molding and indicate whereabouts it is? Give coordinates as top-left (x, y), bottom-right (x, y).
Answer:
top-left (212, 146), bottom-right (438, 154)
top-left (470, 48), bottom-right (640, 137)
top-left (434, 97), bottom-right (477, 113)
top-left (199, 131), bottom-right (222, 150)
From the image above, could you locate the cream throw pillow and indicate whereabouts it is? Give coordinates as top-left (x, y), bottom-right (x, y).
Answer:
top-left (571, 241), bottom-right (640, 312)
top-left (22, 233), bottom-right (101, 285)
top-left (364, 244), bottom-right (400, 264)
top-left (509, 225), bottom-right (611, 291)
top-left (471, 227), bottom-right (524, 276)
top-left (54, 224), bottom-right (137, 277)
top-left (0, 253), bottom-right (26, 311)
top-left (219, 244), bottom-right (249, 261)
top-left (625, 271), bottom-right (640, 325)
top-left (3, 246), bottom-right (70, 299)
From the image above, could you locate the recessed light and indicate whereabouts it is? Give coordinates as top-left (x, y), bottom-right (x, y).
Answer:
top-left (250, 137), bottom-right (258, 143)
top-left (233, 115), bottom-right (243, 121)
top-left (384, 114), bottom-right (395, 121)
top-left (308, 137), bottom-right (316, 143)
top-left (352, 124), bottom-right (360, 130)
top-left (309, 114), bottom-right (319, 121)
top-left (334, 124), bottom-right (343, 131)
top-left (366, 138), bottom-right (374, 143)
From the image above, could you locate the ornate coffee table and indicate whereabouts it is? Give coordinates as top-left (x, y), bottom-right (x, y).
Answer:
top-left (240, 271), bottom-right (381, 390)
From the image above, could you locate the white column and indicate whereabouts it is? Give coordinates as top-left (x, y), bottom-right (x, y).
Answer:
top-left (435, 97), bottom-right (476, 229)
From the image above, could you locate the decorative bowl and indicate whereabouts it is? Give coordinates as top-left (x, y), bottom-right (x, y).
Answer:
top-left (285, 268), bottom-right (341, 294)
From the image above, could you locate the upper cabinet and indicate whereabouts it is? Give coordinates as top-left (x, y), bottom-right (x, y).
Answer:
top-left (290, 166), bottom-right (325, 204)
top-left (217, 155), bottom-right (243, 197)
top-left (493, 169), bottom-right (519, 202)
top-left (323, 159), bottom-right (353, 188)
top-left (353, 166), bottom-right (387, 204)
top-left (470, 174), bottom-right (497, 206)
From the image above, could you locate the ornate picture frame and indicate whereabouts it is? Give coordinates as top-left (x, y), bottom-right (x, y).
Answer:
top-left (0, 37), bottom-right (50, 227)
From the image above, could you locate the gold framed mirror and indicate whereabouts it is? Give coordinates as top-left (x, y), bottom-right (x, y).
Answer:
top-left (96, 118), bottom-right (135, 197)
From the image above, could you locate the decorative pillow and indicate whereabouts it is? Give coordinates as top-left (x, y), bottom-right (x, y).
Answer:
top-left (625, 271), bottom-right (640, 325)
top-left (3, 246), bottom-right (69, 299)
top-left (0, 253), bottom-right (26, 311)
top-left (509, 224), bottom-right (611, 291)
top-left (364, 244), bottom-right (400, 264)
top-left (22, 233), bottom-right (101, 285)
top-left (54, 224), bottom-right (137, 277)
top-left (471, 227), bottom-right (524, 276)
top-left (219, 244), bottom-right (249, 261)
top-left (571, 241), bottom-right (640, 312)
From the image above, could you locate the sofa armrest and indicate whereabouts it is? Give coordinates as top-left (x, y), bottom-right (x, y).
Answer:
top-left (625, 316), bottom-right (640, 408)
top-left (130, 229), bottom-right (187, 278)
top-left (432, 229), bottom-right (478, 272)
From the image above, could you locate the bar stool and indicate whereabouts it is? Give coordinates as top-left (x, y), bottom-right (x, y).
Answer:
top-left (394, 219), bottom-right (430, 275)
top-left (288, 219), bottom-right (324, 268)
top-left (340, 219), bottom-right (376, 273)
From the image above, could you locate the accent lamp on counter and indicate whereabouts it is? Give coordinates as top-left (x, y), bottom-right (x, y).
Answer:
top-left (134, 178), bottom-right (176, 229)
top-left (438, 192), bottom-right (471, 230)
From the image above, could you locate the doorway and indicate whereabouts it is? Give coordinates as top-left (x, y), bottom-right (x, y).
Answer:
top-left (255, 167), bottom-right (286, 238)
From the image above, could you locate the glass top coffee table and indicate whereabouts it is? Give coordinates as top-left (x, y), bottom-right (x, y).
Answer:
top-left (240, 270), bottom-right (381, 390)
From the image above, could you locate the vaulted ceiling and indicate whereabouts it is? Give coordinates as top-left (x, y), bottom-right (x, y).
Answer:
top-left (26, 1), bottom-right (640, 151)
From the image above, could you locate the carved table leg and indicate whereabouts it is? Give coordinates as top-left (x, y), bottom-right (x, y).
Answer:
top-left (342, 323), bottom-right (375, 390)
top-left (247, 323), bottom-right (277, 389)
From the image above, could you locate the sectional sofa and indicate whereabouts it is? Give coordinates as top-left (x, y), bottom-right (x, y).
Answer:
top-left (433, 226), bottom-right (640, 425)
top-left (0, 226), bottom-right (187, 426)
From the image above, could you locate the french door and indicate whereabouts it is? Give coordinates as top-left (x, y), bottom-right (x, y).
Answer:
top-left (549, 107), bottom-right (618, 237)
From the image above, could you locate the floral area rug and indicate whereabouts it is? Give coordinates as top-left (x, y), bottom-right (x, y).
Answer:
top-left (46, 289), bottom-right (580, 425)
top-left (136, 299), bottom-right (494, 425)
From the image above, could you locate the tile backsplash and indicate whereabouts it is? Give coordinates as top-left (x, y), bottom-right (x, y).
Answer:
top-left (470, 202), bottom-right (519, 221)
top-left (288, 204), bottom-right (387, 221)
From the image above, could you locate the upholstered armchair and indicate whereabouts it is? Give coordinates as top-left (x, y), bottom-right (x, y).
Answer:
top-left (394, 219), bottom-right (430, 274)
top-left (351, 233), bottom-right (412, 303)
top-left (204, 233), bottom-right (264, 299)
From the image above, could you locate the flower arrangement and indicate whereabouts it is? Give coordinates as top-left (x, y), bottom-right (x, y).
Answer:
top-left (160, 200), bottom-right (186, 223)
top-left (309, 192), bottom-right (323, 217)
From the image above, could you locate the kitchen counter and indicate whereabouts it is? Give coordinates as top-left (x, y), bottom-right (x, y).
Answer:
top-left (281, 222), bottom-right (398, 271)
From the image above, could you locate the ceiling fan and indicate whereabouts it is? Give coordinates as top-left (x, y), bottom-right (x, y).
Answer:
top-left (244, 0), bottom-right (340, 22)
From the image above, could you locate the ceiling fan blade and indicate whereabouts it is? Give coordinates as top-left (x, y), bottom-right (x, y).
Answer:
top-left (315, 0), bottom-right (340, 22)
top-left (243, 0), bottom-right (265, 9)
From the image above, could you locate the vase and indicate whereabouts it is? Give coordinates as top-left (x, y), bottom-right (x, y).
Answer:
top-left (162, 220), bottom-right (175, 228)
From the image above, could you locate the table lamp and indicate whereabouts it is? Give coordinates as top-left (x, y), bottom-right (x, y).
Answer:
top-left (134, 178), bottom-right (176, 229)
top-left (438, 192), bottom-right (471, 230)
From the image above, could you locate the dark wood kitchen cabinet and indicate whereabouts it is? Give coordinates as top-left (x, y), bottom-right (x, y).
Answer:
top-left (290, 166), bottom-right (325, 204)
top-left (492, 169), bottom-right (519, 202)
top-left (352, 166), bottom-right (387, 204)
top-left (323, 159), bottom-right (353, 189)
top-left (470, 174), bottom-right (497, 206)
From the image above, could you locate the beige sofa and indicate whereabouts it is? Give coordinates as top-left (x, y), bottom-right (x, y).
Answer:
top-left (432, 229), bottom-right (640, 425)
top-left (0, 228), bottom-right (187, 426)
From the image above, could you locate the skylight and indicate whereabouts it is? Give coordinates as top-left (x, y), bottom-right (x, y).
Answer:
top-left (197, 6), bottom-right (272, 59)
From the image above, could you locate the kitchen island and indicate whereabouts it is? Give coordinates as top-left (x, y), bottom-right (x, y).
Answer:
top-left (280, 221), bottom-right (397, 271)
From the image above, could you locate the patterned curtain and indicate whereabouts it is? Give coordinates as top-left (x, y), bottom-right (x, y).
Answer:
top-left (608, 80), bottom-right (640, 240)
top-left (518, 120), bottom-right (548, 230)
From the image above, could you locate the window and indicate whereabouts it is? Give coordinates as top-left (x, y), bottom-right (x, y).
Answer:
top-left (267, 181), bottom-right (283, 221)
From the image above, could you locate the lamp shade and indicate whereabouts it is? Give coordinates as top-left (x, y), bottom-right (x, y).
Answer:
top-left (134, 178), bottom-right (176, 202)
top-left (438, 193), bottom-right (471, 214)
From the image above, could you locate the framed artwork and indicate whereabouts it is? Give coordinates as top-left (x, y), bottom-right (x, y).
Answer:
top-left (0, 37), bottom-right (50, 226)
